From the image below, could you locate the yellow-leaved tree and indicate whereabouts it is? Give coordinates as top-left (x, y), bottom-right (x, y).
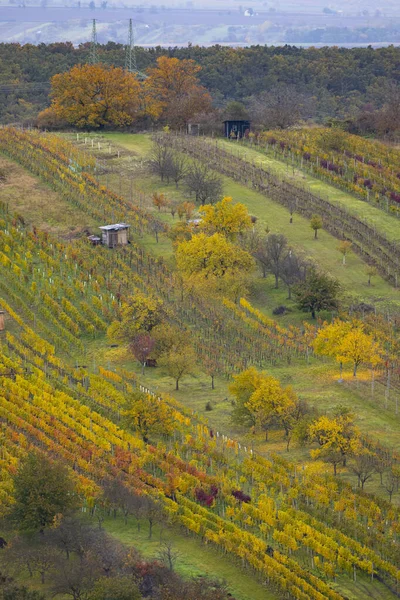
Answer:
top-left (313, 319), bottom-right (382, 377)
top-left (107, 292), bottom-right (163, 345)
top-left (175, 232), bottom-right (254, 300)
top-left (199, 196), bottom-right (252, 240)
top-left (308, 408), bottom-right (360, 475)
top-left (229, 367), bottom-right (305, 445)
top-left (48, 64), bottom-right (158, 129)
top-left (123, 391), bottom-right (176, 442)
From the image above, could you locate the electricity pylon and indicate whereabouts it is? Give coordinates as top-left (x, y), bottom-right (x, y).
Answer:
top-left (124, 19), bottom-right (147, 80)
top-left (90, 18), bottom-right (98, 65)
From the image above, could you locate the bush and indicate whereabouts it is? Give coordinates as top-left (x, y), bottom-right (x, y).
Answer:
top-left (272, 305), bottom-right (287, 315)
top-left (205, 401), bottom-right (213, 411)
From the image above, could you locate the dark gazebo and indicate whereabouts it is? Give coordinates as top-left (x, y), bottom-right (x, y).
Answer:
top-left (224, 120), bottom-right (251, 139)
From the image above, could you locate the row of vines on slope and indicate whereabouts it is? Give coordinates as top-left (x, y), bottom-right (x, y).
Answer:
top-left (165, 134), bottom-right (400, 286)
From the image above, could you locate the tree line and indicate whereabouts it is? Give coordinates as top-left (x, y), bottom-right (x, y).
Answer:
top-left (1, 42), bottom-right (400, 136)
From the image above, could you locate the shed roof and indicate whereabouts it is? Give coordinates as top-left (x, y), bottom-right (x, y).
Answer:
top-left (99, 223), bottom-right (130, 231)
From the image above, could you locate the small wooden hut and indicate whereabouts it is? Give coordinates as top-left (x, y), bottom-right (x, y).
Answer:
top-left (99, 224), bottom-right (130, 248)
top-left (223, 120), bottom-right (251, 139)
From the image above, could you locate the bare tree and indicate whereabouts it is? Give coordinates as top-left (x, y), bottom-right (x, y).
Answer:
top-left (129, 334), bottom-right (156, 375)
top-left (169, 154), bottom-right (188, 189)
top-left (280, 251), bottom-right (306, 299)
top-left (248, 85), bottom-right (313, 130)
top-left (185, 161), bottom-right (223, 205)
top-left (156, 542), bottom-right (181, 572)
top-left (52, 556), bottom-right (100, 600)
top-left (255, 233), bottom-right (287, 288)
top-left (383, 468), bottom-right (400, 502)
top-left (350, 452), bottom-right (377, 490)
top-left (149, 138), bottom-right (174, 182)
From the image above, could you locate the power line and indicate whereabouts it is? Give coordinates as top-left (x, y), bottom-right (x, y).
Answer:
top-left (0, 82), bottom-right (50, 94)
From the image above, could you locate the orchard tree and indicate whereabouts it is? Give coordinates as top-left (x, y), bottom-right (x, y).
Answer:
top-left (107, 293), bottom-right (163, 344)
top-left (310, 214), bottom-right (323, 239)
top-left (11, 453), bottom-right (78, 532)
top-left (123, 391), bottom-right (176, 442)
top-left (254, 233), bottom-right (287, 287)
top-left (185, 162), bottom-right (223, 205)
top-left (159, 346), bottom-right (197, 390)
top-left (314, 319), bottom-right (383, 377)
top-left (130, 334), bottom-right (156, 374)
top-left (175, 232), bottom-right (254, 280)
top-left (338, 240), bottom-right (352, 265)
top-left (308, 408), bottom-right (359, 475)
top-left (294, 268), bottom-right (340, 319)
top-left (280, 251), bottom-right (306, 299)
top-left (337, 326), bottom-right (382, 377)
top-left (199, 196), bottom-right (252, 240)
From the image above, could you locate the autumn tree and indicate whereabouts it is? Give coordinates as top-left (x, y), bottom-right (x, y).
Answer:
top-left (229, 367), bottom-right (298, 442)
top-left (48, 64), bottom-right (153, 129)
top-left (308, 408), bottom-right (359, 475)
top-left (123, 391), bottom-right (176, 442)
top-left (280, 250), bottom-right (306, 299)
top-left (199, 196), bottom-right (252, 240)
top-left (130, 333), bottom-right (156, 374)
top-left (350, 448), bottom-right (377, 489)
top-left (152, 192), bottom-right (168, 211)
top-left (337, 326), bottom-right (382, 377)
top-left (294, 268), bottom-right (340, 319)
top-left (107, 292), bottom-right (163, 345)
top-left (314, 319), bottom-right (383, 377)
top-left (149, 138), bottom-right (174, 182)
top-left (175, 232), bottom-right (254, 284)
top-left (254, 233), bottom-right (287, 287)
top-left (145, 56), bottom-right (212, 127)
top-left (310, 214), bottom-right (323, 239)
top-left (11, 453), bottom-right (78, 532)
top-left (151, 323), bottom-right (188, 359)
top-left (159, 346), bottom-right (197, 391)
top-left (338, 240), bottom-right (352, 265)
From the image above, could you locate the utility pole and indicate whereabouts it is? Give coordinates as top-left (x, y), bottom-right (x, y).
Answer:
top-left (90, 18), bottom-right (98, 65)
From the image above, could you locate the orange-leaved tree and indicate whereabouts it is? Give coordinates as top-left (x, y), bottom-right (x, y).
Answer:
top-left (145, 56), bottom-right (212, 127)
top-left (48, 64), bottom-right (154, 129)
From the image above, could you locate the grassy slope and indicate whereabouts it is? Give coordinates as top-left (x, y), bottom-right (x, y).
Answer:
top-left (104, 517), bottom-right (277, 600)
top-left (0, 155), bottom-right (98, 238)
top-left (217, 138), bottom-right (400, 243)
top-left (100, 132), bottom-right (400, 317)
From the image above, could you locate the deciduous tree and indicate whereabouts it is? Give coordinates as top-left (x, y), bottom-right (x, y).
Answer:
top-left (199, 196), bottom-right (252, 240)
top-left (11, 453), bottom-right (78, 533)
top-left (48, 64), bottom-right (151, 129)
top-left (294, 268), bottom-right (340, 319)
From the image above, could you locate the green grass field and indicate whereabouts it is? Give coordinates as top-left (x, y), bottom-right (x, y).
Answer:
top-left (104, 517), bottom-right (277, 600)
